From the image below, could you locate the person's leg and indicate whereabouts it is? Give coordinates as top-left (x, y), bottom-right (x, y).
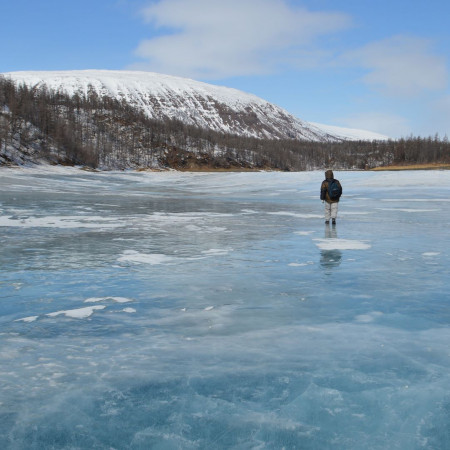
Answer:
top-left (324, 202), bottom-right (331, 223)
top-left (331, 202), bottom-right (338, 223)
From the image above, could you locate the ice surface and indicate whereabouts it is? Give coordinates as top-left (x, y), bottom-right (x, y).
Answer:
top-left (1, 167), bottom-right (449, 449)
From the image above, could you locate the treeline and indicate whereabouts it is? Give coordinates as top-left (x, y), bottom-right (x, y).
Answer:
top-left (1, 76), bottom-right (449, 170)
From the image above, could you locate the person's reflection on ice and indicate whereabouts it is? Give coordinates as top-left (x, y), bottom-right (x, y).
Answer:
top-left (320, 223), bottom-right (342, 271)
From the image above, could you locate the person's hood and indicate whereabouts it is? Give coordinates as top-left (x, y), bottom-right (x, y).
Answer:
top-left (325, 169), bottom-right (334, 179)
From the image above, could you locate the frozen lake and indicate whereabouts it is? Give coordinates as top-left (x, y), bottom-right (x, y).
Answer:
top-left (1, 167), bottom-right (449, 449)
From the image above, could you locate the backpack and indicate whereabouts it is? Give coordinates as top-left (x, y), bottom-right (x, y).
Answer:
top-left (328, 179), bottom-right (342, 200)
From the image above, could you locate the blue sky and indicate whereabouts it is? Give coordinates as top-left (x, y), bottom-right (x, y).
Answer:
top-left (1, 0), bottom-right (449, 138)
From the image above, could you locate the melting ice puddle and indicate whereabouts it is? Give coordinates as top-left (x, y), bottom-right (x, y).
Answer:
top-left (314, 239), bottom-right (371, 250)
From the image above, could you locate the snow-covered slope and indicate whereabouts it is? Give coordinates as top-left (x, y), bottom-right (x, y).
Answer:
top-left (3, 70), bottom-right (389, 142)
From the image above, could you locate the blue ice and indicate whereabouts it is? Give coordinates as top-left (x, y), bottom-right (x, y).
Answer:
top-left (0, 167), bottom-right (449, 449)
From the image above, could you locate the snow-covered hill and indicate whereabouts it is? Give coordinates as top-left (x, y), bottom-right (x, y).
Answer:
top-left (3, 70), bottom-right (388, 142)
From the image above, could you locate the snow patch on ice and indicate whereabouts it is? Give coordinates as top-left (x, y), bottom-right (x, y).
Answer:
top-left (0, 215), bottom-right (124, 229)
top-left (381, 198), bottom-right (450, 202)
top-left (268, 212), bottom-right (322, 219)
top-left (314, 239), bottom-right (371, 250)
top-left (46, 305), bottom-right (106, 319)
top-left (201, 248), bottom-right (231, 256)
top-left (15, 316), bottom-right (38, 323)
top-left (377, 208), bottom-right (438, 213)
top-left (117, 250), bottom-right (174, 265)
top-left (84, 297), bottom-right (133, 304)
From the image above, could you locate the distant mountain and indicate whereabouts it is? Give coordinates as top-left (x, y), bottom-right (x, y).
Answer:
top-left (3, 70), bottom-right (388, 142)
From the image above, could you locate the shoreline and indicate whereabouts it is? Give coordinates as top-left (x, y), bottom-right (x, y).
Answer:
top-left (371, 163), bottom-right (450, 171)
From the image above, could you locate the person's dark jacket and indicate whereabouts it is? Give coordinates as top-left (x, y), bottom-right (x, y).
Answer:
top-left (320, 169), bottom-right (342, 204)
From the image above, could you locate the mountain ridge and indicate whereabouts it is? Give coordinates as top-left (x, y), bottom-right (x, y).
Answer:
top-left (3, 70), bottom-right (389, 142)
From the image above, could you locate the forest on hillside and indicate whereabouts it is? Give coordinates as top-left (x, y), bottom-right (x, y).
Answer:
top-left (1, 76), bottom-right (449, 171)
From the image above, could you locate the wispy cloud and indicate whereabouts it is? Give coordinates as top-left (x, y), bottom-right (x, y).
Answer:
top-left (131, 0), bottom-right (352, 78)
top-left (345, 35), bottom-right (448, 97)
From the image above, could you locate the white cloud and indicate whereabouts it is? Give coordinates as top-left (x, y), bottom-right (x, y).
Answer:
top-left (132, 0), bottom-right (352, 78)
top-left (346, 35), bottom-right (448, 97)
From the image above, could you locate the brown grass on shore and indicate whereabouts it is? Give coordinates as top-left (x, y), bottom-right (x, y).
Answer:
top-left (371, 163), bottom-right (450, 171)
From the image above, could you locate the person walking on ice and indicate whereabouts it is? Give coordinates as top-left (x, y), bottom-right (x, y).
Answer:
top-left (320, 169), bottom-right (342, 225)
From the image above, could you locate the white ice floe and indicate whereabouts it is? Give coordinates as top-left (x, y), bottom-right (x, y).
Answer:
top-left (122, 308), bottom-right (136, 313)
top-left (268, 212), bottom-right (322, 219)
top-left (294, 231), bottom-right (315, 236)
top-left (46, 305), bottom-right (106, 319)
top-left (0, 215), bottom-right (124, 229)
top-left (288, 262), bottom-right (314, 267)
top-left (314, 239), bottom-right (371, 250)
top-left (381, 198), bottom-right (450, 202)
top-left (15, 316), bottom-right (38, 323)
top-left (201, 249), bottom-right (231, 256)
top-left (117, 250), bottom-right (174, 265)
top-left (376, 208), bottom-right (438, 213)
top-left (84, 297), bottom-right (133, 303)
top-left (422, 252), bottom-right (440, 257)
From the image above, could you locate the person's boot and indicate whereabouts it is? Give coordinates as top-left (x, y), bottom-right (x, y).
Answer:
top-left (332, 218), bottom-right (336, 225)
